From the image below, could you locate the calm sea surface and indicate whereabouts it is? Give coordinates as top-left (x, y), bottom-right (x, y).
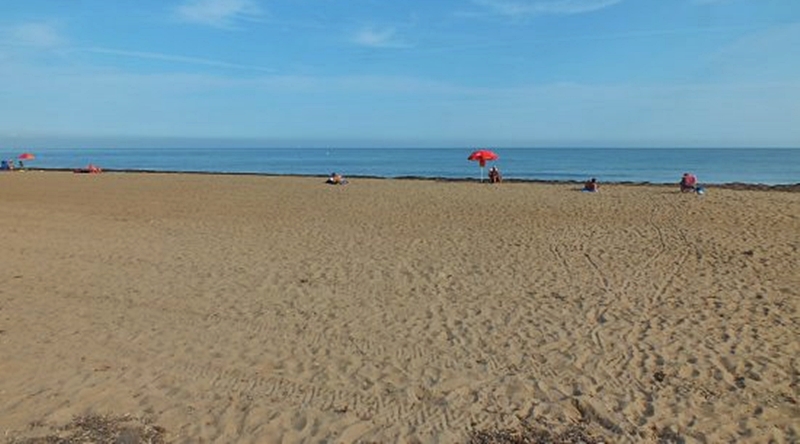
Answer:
top-left (4, 148), bottom-right (799, 185)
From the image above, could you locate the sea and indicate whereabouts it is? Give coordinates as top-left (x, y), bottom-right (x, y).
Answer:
top-left (4, 147), bottom-right (799, 185)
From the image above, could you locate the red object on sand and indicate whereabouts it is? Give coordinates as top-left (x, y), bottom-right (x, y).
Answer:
top-left (18, 153), bottom-right (35, 160)
top-left (468, 150), bottom-right (499, 181)
top-left (468, 149), bottom-right (498, 168)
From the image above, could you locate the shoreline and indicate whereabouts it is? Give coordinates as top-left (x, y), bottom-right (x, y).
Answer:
top-left (19, 167), bottom-right (800, 192)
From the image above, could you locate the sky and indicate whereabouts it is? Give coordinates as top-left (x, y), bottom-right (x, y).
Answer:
top-left (0, 0), bottom-right (799, 148)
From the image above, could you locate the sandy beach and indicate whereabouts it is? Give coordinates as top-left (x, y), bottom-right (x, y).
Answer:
top-left (0, 171), bottom-right (798, 443)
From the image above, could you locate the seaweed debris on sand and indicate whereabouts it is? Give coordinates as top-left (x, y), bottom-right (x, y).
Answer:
top-left (7, 414), bottom-right (166, 444)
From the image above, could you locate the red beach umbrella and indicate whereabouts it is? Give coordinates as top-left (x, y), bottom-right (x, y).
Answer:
top-left (18, 153), bottom-right (35, 160)
top-left (468, 149), bottom-right (499, 181)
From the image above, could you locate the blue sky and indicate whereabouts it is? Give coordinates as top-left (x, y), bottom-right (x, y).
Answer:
top-left (1, 0), bottom-right (798, 148)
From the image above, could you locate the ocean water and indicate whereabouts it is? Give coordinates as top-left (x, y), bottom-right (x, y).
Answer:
top-left (3, 148), bottom-right (798, 185)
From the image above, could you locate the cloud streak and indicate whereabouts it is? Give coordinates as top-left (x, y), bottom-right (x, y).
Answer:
top-left (472, 0), bottom-right (623, 16)
top-left (352, 27), bottom-right (410, 48)
top-left (0, 22), bottom-right (64, 48)
top-left (705, 22), bottom-right (800, 82)
top-left (174, 0), bottom-right (263, 28)
top-left (80, 47), bottom-right (275, 72)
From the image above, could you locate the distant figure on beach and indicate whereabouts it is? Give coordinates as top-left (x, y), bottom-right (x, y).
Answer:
top-left (326, 172), bottom-right (347, 185)
top-left (680, 173), bottom-right (698, 192)
top-left (583, 177), bottom-right (599, 192)
top-left (74, 164), bottom-right (102, 174)
top-left (488, 166), bottom-right (502, 183)
top-left (1, 159), bottom-right (14, 171)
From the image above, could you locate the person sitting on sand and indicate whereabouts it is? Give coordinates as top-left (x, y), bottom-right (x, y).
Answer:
top-left (326, 172), bottom-right (347, 185)
top-left (680, 173), bottom-right (697, 192)
top-left (0, 160), bottom-right (12, 171)
top-left (488, 166), bottom-right (502, 183)
top-left (583, 177), bottom-right (599, 192)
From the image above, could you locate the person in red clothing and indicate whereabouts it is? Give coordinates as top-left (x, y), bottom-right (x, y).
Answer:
top-left (680, 173), bottom-right (697, 192)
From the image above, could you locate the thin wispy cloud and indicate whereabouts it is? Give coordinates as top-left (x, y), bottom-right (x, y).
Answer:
top-left (706, 22), bottom-right (800, 82)
top-left (1, 22), bottom-right (64, 48)
top-left (531, 23), bottom-right (762, 44)
top-left (81, 47), bottom-right (275, 72)
top-left (404, 23), bottom-right (756, 55)
top-left (472, 0), bottom-right (623, 16)
top-left (352, 27), bottom-right (410, 48)
top-left (175, 0), bottom-right (263, 28)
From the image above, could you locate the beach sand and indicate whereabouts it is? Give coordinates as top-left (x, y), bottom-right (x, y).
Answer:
top-left (0, 172), bottom-right (798, 443)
